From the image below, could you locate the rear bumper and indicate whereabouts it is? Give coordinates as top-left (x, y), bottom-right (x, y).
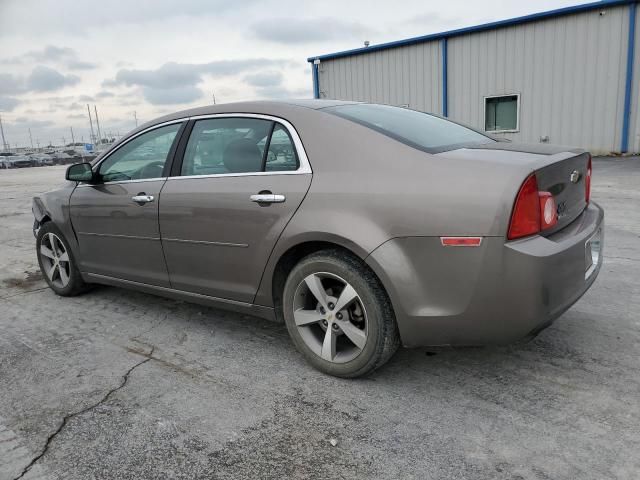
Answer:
top-left (366, 202), bottom-right (604, 347)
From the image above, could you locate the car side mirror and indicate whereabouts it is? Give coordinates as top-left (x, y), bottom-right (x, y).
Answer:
top-left (66, 162), bottom-right (95, 183)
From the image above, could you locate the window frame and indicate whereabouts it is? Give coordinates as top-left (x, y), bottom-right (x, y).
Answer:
top-left (171, 113), bottom-right (311, 180)
top-left (483, 93), bottom-right (520, 134)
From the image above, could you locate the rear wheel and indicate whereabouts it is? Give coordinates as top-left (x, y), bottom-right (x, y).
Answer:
top-left (282, 250), bottom-right (399, 378)
top-left (37, 222), bottom-right (88, 296)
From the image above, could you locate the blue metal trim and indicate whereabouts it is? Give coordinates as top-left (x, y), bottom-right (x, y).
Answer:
top-left (307, 0), bottom-right (635, 63)
top-left (621, 2), bottom-right (637, 153)
top-left (312, 62), bottom-right (320, 99)
top-left (441, 38), bottom-right (448, 117)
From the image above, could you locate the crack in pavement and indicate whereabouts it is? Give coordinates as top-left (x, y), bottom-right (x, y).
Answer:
top-left (11, 347), bottom-right (155, 480)
top-left (0, 287), bottom-right (49, 301)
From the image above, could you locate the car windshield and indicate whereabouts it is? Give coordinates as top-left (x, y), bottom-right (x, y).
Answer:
top-left (324, 104), bottom-right (494, 153)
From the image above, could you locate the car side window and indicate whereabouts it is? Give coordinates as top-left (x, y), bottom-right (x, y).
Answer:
top-left (181, 118), bottom-right (273, 176)
top-left (98, 123), bottom-right (182, 182)
top-left (265, 124), bottom-right (299, 172)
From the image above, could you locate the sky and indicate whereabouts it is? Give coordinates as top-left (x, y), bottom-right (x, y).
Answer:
top-left (0, 0), bottom-right (580, 148)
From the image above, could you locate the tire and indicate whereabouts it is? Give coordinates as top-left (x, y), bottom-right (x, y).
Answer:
top-left (36, 222), bottom-right (88, 296)
top-left (282, 249), bottom-right (400, 378)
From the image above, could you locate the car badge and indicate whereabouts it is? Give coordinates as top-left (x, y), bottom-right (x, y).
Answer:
top-left (570, 170), bottom-right (581, 184)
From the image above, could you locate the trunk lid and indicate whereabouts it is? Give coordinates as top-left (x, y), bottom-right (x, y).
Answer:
top-left (535, 152), bottom-right (590, 235)
top-left (435, 142), bottom-right (590, 236)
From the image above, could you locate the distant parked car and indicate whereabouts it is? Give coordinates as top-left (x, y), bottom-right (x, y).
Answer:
top-left (9, 155), bottom-right (34, 168)
top-left (30, 154), bottom-right (55, 166)
top-left (0, 157), bottom-right (10, 169)
top-left (52, 152), bottom-right (76, 165)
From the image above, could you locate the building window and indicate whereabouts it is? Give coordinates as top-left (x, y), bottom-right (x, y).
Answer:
top-left (485, 94), bottom-right (519, 132)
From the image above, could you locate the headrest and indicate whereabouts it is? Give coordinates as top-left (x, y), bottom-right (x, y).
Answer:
top-left (223, 138), bottom-right (262, 173)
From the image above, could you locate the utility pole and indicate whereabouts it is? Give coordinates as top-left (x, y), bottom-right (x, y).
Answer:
top-left (94, 105), bottom-right (102, 146)
top-left (28, 128), bottom-right (34, 149)
top-left (0, 114), bottom-right (8, 151)
top-left (87, 104), bottom-right (96, 146)
top-left (36, 140), bottom-right (40, 150)
top-left (212, 92), bottom-right (216, 105)
top-left (70, 126), bottom-right (75, 146)
top-left (62, 136), bottom-right (66, 146)
top-left (133, 111), bottom-right (138, 128)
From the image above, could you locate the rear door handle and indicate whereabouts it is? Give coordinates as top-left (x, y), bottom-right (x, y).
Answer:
top-left (250, 194), bottom-right (286, 204)
top-left (131, 194), bottom-right (155, 204)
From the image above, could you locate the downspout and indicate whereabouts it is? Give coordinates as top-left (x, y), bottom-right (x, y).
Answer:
top-left (312, 59), bottom-right (320, 99)
top-left (441, 38), bottom-right (449, 117)
top-left (621, 2), bottom-right (637, 153)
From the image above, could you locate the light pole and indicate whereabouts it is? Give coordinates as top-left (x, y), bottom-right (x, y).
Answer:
top-left (94, 105), bottom-right (102, 145)
top-left (87, 104), bottom-right (96, 146)
top-left (0, 114), bottom-right (9, 151)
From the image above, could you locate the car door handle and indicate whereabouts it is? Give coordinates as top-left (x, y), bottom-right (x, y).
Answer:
top-left (131, 194), bottom-right (155, 204)
top-left (250, 194), bottom-right (286, 204)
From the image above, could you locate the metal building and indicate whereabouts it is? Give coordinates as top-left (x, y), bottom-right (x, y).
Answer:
top-left (308, 0), bottom-right (640, 155)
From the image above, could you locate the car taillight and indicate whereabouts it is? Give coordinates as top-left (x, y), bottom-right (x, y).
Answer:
top-left (585, 155), bottom-right (592, 204)
top-left (507, 174), bottom-right (558, 240)
top-left (538, 192), bottom-right (558, 230)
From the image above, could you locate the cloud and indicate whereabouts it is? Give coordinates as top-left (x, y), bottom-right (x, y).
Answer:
top-left (252, 17), bottom-right (376, 44)
top-left (111, 59), bottom-right (290, 89)
top-left (96, 91), bottom-right (115, 98)
top-left (143, 86), bottom-right (204, 105)
top-left (9, 118), bottom-right (54, 128)
top-left (254, 85), bottom-right (311, 100)
top-left (78, 95), bottom-right (95, 102)
top-left (244, 71), bottom-right (283, 88)
top-left (67, 113), bottom-right (87, 120)
top-left (106, 59), bottom-right (292, 105)
top-left (29, 45), bottom-right (75, 62)
top-left (0, 0), bottom-right (258, 36)
top-left (67, 60), bottom-right (98, 70)
top-left (0, 96), bottom-right (20, 111)
top-left (26, 66), bottom-right (80, 92)
top-left (0, 73), bottom-right (24, 95)
top-left (0, 45), bottom-right (97, 71)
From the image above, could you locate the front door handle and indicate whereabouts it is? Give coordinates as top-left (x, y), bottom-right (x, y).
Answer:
top-left (250, 194), bottom-right (286, 204)
top-left (131, 194), bottom-right (155, 204)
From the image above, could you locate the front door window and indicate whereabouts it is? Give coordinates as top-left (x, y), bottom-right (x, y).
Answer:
top-left (98, 123), bottom-right (182, 182)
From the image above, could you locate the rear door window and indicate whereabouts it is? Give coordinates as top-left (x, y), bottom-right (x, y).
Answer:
top-left (181, 118), bottom-right (272, 176)
top-left (180, 118), bottom-right (300, 176)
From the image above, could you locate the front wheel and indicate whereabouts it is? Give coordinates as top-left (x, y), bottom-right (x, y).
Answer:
top-left (282, 250), bottom-right (400, 378)
top-left (36, 222), bottom-right (88, 296)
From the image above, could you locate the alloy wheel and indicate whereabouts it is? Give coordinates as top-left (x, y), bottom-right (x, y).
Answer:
top-left (293, 272), bottom-right (368, 363)
top-left (39, 232), bottom-right (71, 289)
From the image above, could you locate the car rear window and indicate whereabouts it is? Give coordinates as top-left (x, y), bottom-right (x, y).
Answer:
top-left (324, 104), bottom-right (495, 153)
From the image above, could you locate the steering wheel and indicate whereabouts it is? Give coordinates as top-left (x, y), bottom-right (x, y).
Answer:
top-left (136, 161), bottom-right (165, 179)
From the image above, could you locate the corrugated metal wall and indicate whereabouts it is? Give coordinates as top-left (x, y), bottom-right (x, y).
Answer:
top-left (630, 5), bottom-right (640, 153)
top-left (318, 41), bottom-right (442, 116)
top-left (448, 7), bottom-right (628, 154)
top-left (317, 4), bottom-right (639, 154)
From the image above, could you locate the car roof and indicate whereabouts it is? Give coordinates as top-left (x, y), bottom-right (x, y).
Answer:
top-left (137, 99), bottom-right (360, 130)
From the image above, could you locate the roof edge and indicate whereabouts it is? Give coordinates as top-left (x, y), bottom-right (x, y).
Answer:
top-left (307, 0), bottom-right (635, 62)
